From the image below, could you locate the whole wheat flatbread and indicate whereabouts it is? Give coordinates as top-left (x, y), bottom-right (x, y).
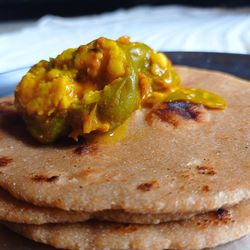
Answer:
top-left (0, 188), bottom-right (90, 224)
top-left (0, 187), bottom-right (198, 224)
top-left (5, 201), bottom-right (250, 250)
top-left (0, 66), bottom-right (249, 215)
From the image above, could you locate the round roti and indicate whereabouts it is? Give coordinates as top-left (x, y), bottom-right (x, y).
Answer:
top-left (0, 188), bottom-right (198, 224)
top-left (5, 201), bottom-right (250, 250)
top-left (0, 188), bottom-right (89, 224)
top-left (0, 66), bottom-right (249, 215)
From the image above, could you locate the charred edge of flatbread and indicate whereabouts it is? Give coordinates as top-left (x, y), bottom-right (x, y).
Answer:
top-left (73, 142), bottom-right (98, 155)
top-left (146, 101), bottom-right (210, 127)
top-left (31, 175), bottom-right (59, 183)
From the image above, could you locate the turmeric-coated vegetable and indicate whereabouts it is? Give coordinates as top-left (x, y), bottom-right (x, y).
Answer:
top-left (15, 37), bottom-right (226, 143)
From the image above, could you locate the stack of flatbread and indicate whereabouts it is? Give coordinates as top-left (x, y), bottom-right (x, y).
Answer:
top-left (0, 66), bottom-right (249, 250)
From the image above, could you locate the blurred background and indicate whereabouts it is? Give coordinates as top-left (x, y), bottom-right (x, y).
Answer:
top-left (0, 0), bottom-right (250, 73)
top-left (1, 0), bottom-right (250, 20)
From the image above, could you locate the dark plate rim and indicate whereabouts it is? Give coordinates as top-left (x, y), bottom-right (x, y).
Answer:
top-left (1, 51), bottom-right (249, 75)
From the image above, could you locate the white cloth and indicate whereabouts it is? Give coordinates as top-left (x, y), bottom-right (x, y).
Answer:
top-left (0, 5), bottom-right (250, 73)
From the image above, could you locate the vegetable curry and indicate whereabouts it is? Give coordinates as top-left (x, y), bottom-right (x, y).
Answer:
top-left (15, 36), bottom-right (226, 143)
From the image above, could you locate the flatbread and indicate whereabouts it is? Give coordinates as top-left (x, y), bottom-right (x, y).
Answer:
top-left (0, 66), bottom-right (249, 214)
top-left (0, 224), bottom-right (55, 250)
top-left (5, 201), bottom-right (250, 250)
top-left (0, 188), bottom-right (89, 224)
top-left (0, 188), bottom-right (198, 224)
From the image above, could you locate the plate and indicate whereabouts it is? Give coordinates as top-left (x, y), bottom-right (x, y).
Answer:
top-left (0, 52), bottom-right (250, 249)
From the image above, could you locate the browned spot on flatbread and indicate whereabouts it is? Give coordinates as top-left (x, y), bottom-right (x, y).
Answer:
top-left (76, 167), bottom-right (107, 184)
top-left (78, 168), bottom-right (98, 178)
top-left (74, 142), bottom-right (97, 155)
top-left (196, 208), bottom-right (232, 229)
top-left (202, 185), bottom-right (210, 192)
top-left (196, 218), bottom-right (211, 228)
top-left (180, 169), bottom-right (191, 179)
top-left (51, 198), bottom-right (64, 208)
top-left (215, 208), bottom-right (230, 220)
top-left (32, 175), bottom-right (59, 183)
top-left (137, 180), bottom-right (159, 192)
top-left (0, 157), bottom-right (13, 167)
top-left (112, 225), bottom-right (138, 234)
top-left (146, 101), bottom-right (208, 127)
top-left (196, 165), bottom-right (216, 176)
